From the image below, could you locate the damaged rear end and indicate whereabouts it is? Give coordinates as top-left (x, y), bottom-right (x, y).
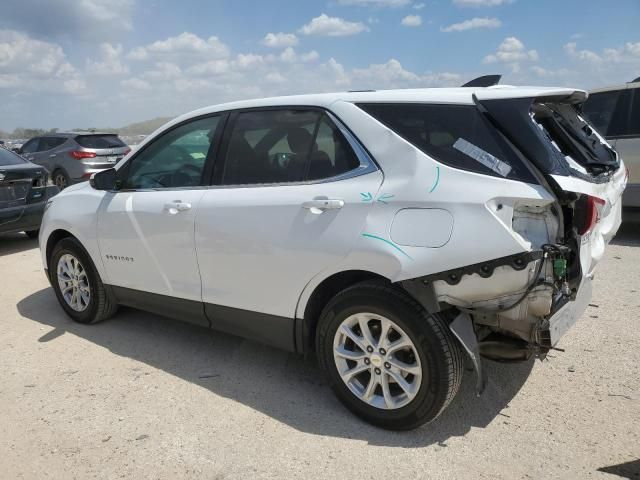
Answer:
top-left (412, 88), bottom-right (625, 388)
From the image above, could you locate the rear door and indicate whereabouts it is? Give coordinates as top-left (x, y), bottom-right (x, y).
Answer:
top-left (34, 136), bottom-right (66, 171)
top-left (96, 114), bottom-right (224, 325)
top-left (194, 108), bottom-right (382, 346)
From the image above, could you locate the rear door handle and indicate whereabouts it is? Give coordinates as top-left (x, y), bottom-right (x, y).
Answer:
top-left (302, 199), bottom-right (344, 213)
top-left (49, 154), bottom-right (56, 158)
top-left (164, 201), bottom-right (192, 214)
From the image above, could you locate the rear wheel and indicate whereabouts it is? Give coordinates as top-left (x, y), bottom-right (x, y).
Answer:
top-left (52, 170), bottom-right (70, 190)
top-left (316, 282), bottom-right (463, 430)
top-left (50, 237), bottom-right (117, 324)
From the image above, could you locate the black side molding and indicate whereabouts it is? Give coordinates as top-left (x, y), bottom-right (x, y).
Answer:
top-left (107, 285), bottom-right (296, 352)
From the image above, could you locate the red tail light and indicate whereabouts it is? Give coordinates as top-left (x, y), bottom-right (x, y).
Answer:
top-left (69, 151), bottom-right (97, 160)
top-left (578, 195), bottom-right (606, 235)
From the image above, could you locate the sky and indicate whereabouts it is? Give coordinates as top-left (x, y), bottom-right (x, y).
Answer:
top-left (0, 0), bottom-right (639, 131)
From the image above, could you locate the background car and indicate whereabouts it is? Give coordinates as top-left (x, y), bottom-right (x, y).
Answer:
top-left (582, 77), bottom-right (640, 212)
top-left (0, 146), bottom-right (59, 239)
top-left (17, 132), bottom-right (130, 189)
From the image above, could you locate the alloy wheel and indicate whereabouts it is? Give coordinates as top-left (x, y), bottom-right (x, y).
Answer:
top-left (333, 313), bottom-right (422, 410)
top-left (57, 253), bottom-right (91, 312)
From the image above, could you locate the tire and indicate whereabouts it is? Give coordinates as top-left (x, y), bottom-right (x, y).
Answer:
top-left (49, 237), bottom-right (118, 324)
top-left (316, 281), bottom-right (463, 430)
top-left (52, 169), bottom-right (70, 190)
top-left (25, 229), bottom-right (39, 239)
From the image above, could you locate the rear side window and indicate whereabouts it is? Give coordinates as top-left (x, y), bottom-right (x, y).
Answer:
top-left (75, 134), bottom-right (126, 149)
top-left (0, 148), bottom-right (27, 166)
top-left (20, 138), bottom-right (40, 153)
top-left (221, 109), bottom-right (361, 185)
top-left (359, 103), bottom-right (533, 181)
top-left (39, 137), bottom-right (66, 151)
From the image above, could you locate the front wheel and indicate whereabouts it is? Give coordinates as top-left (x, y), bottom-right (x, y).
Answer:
top-left (50, 237), bottom-right (117, 324)
top-left (316, 282), bottom-right (463, 430)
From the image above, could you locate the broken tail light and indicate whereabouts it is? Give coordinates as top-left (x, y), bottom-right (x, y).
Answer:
top-left (578, 195), bottom-right (606, 235)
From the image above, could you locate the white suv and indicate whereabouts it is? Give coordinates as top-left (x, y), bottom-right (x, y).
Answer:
top-left (40, 86), bottom-right (626, 430)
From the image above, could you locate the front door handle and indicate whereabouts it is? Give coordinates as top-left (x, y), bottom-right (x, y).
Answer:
top-left (302, 199), bottom-right (344, 214)
top-left (164, 201), bottom-right (192, 214)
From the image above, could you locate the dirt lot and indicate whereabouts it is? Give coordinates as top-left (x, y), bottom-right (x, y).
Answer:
top-left (1, 225), bottom-right (639, 479)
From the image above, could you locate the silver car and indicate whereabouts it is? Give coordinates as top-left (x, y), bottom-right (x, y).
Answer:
top-left (582, 77), bottom-right (640, 209)
top-left (18, 133), bottom-right (130, 189)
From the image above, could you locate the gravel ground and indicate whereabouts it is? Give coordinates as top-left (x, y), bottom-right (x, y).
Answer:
top-left (0, 225), bottom-right (639, 479)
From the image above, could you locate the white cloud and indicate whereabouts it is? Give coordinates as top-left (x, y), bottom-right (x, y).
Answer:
top-left (453, 0), bottom-right (512, 6)
top-left (0, 29), bottom-right (84, 93)
top-left (261, 32), bottom-right (298, 49)
top-left (564, 41), bottom-right (640, 64)
top-left (120, 77), bottom-right (151, 91)
top-left (401, 15), bottom-right (422, 27)
top-left (86, 43), bottom-right (129, 75)
top-left (349, 59), bottom-right (461, 89)
top-left (441, 17), bottom-right (501, 32)
top-left (414, 3), bottom-right (426, 9)
top-left (128, 32), bottom-right (230, 61)
top-left (0, 0), bottom-right (134, 41)
top-left (299, 14), bottom-right (369, 37)
top-left (483, 36), bottom-right (538, 68)
top-left (336, 0), bottom-right (410, 6)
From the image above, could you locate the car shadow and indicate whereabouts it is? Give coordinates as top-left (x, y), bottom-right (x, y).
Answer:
top-left (17, 287), bottom-right (534, 447)
top-left (611, 221), bottom-right (640, 247)
top-left (0, 232), bottom-right (38, 257)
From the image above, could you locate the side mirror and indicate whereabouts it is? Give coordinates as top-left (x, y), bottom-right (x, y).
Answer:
top-left (90, 168), bottom-right (118, 190)
top-left (12, 147), bottom-right (21, 153)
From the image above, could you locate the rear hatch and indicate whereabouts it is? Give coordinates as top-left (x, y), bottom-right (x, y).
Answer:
top-left (0, 149), bottom-right (48, 225)
top-left (74, 134), bottom-right (130, 165)
top-left (475, 88), bottom-right (627, 276)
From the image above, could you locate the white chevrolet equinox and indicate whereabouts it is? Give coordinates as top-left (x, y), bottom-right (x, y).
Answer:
top-left (40, 86), bottom-right (626, 430)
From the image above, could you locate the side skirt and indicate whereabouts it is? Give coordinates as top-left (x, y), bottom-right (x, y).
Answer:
top-left (108, 286), bottom-right (296, 352)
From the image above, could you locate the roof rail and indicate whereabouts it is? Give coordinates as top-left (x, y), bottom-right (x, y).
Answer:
top-left (461, 75), bottom-right (502, 88)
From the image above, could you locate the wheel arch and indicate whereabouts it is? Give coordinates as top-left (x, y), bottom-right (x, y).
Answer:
top-left (296, 269), bottom-right (391, 354)
top-left (45, 229), bottom-right (76, 270)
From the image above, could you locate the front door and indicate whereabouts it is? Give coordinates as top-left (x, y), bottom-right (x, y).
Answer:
top-left (195, 108), bottom-right (383, 339)
top-left (96, 115), bottom-right (224, 322)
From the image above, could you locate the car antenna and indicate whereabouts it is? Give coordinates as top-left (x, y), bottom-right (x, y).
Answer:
top-left (461, 74), bottom-right (502, 88)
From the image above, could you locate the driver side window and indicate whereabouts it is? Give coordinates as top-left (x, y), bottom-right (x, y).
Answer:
top-left (123, 115), bottom-right (221, 189)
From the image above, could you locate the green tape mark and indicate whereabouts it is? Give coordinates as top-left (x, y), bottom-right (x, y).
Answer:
top-left (362, 233), bottom-right (413, 260)
top-left (360, 192), bottom-right (373, 202)
top-left (377, 194), bottom-right (395, 204)
top-left (429, 166), bottom-right (440, 193)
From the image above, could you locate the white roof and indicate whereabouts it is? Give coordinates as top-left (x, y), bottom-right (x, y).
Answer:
top-left (157, 85), bottom-right (587, 135)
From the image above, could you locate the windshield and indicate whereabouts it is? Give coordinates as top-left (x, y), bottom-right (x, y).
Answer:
top-left (0, 147), bottom-right (27, 166)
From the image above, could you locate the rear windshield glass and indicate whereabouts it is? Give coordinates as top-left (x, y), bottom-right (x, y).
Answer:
top-left (75, 134), bottom-right (126, 149)
top-left (358, 103), bottom-right (534, 181)
top-left (0, 147), bottom-right (27, 166)
top-left (531, 102), bottom-right (618, 174)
